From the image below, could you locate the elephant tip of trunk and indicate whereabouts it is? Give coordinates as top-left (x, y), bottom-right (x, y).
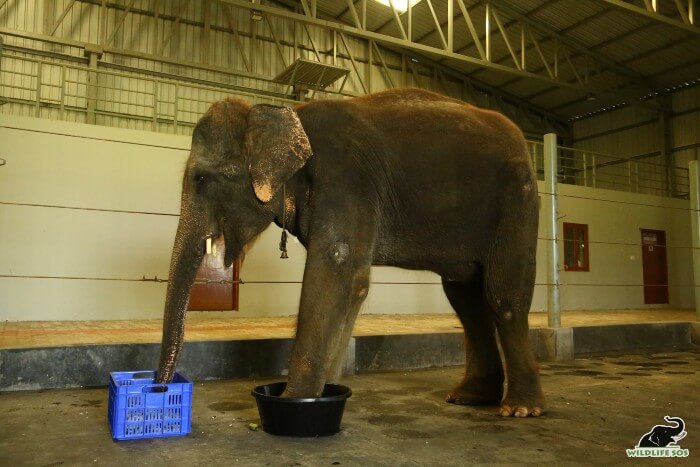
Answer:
top-left (155, 367), bottom-right (175, 384)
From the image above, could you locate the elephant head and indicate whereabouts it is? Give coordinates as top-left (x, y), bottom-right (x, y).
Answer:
top-left (156, 99), bottom-right (312, 383)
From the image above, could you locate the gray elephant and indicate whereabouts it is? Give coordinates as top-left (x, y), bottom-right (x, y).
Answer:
top-left (638, 416), bottom-right (687, 447)
top-left (157, 88), bottom-right (544, 417)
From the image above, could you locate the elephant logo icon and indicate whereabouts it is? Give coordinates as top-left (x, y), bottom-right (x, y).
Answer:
top-left (638, 416), bottom-right (687, 447)
top-left (627, 416), bottom-right (689, 458)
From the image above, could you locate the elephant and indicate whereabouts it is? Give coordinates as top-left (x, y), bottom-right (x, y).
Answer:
top-left (156, 88), bottom-right (544, 418)
top-left (638, 416), bottom-right (687, 447)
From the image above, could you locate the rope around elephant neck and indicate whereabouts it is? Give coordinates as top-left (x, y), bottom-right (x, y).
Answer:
top-left (279, 184), bottom-right (289, 259)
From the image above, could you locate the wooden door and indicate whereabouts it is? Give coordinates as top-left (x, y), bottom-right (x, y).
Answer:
top-left (641, 229), bottom-right (668, 304)
top-left (188, 237), bottom-right (239, 311)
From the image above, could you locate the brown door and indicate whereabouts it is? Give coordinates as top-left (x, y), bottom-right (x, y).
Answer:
top-left (188, 237), bottom-right (239, 311)
top-left (641, 229), bottom-right (668, 304)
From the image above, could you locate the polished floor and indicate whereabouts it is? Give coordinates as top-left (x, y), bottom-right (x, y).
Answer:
top-left (0, 309), bottom-right (695, 349)
top-left (0, 350), bottom-right (698, 465)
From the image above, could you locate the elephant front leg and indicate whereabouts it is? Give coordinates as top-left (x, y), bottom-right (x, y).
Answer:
top-left (284, 240), bottom-right (372, 398)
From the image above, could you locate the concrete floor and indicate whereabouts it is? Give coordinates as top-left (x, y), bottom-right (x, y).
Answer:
top-left (1, 350), bottom-right (698, 466)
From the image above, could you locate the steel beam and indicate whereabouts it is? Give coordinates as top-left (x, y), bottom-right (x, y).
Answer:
top-left (425, 0), bottom-right (448, 50)
top-left (105, 0), bottom-right (136, 46)
top-left (456, 0), bottom-right (485, 60)
top-left (70, 0), bottom-right (630, 118)
top-left (301, 23), bottom-right (322, 61)
top-left (372, 41), bottom-right (395, 88)
top-left (602, 0), bottom-right (700, 34)
top-left (495, 0), bottom-right (659, 90)
top-left (50, 0), bottom-right (77, 36)
top-left (409, 0), bottom-right (657, 112)
top-left (338, 32), bottom-right (368, 93)
top-left (222, 3), bottom-right (251, 71)
top-left (492, 7), bottom-right (520, 70)
top-left (388, 0), bottom-right (408, 41)
top-left (345, 0), bottom-right (362, 29)
top-left (10, 1), bottom-right (569, 130)
top-left (265, 15), bottom-right (288, 68)
top-left (396, 49), bottom-right (571, 133)
top-left (218, 0), bottom-right (583, 90)
top-left (202, 0), bottom-right (211, 63)
top-left (158, 0), bottom-right (186, 56)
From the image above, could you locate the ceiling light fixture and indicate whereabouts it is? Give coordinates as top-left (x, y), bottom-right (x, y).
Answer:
top-left (373, 0), bottom-right (422, 14)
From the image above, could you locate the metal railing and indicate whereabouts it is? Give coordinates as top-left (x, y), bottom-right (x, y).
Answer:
top-left (0, 53), bottom-right (690, 200)
top-left (0, 53), bottom-right (297, 135)
top-left (527, 141), bottom-right (690, 199)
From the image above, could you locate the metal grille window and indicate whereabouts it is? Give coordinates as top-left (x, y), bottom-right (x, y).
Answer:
top-left (563, 223), bottom-right (589, 272)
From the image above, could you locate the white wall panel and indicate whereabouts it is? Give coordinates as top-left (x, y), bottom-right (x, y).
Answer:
top-left (0, 116), bottom-right (189, 212)
top-left (0, 114), bottom-right (694, 321)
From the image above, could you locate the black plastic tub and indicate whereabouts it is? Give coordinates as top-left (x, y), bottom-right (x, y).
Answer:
top-left (251, 382), bottom-right (352, 437)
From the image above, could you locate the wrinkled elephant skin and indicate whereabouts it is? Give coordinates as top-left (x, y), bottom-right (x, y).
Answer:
top-left (157, 89), bottom-right (544, 418)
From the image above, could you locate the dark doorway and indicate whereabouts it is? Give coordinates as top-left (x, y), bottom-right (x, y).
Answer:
top-left (188, 237), bottom-right (239, 311)
top-left (641, 229), bottom-right (668, 305)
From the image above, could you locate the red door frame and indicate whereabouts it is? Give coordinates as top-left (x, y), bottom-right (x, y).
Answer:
top-left (640, 229), bottom-right (669, 305)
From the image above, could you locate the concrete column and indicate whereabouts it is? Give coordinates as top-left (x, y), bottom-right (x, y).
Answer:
top-left (689, 161), bottom-right (700, 320)
top-left (544, 133), bottom-right (561, 328)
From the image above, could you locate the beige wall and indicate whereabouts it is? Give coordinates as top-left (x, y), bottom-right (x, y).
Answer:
top-left (550, 184), bottom-right (693, 311)
top-left (0, 115), bottom-right (693, 321)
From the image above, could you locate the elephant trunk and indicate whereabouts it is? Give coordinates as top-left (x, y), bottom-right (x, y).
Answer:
top-left (156, 194), bottom-right (208, 383)
top-left (665, 416), bottom-right (685, 436)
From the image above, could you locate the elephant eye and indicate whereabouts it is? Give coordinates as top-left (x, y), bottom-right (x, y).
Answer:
top-left (194, 172), bottom-right (210, 192)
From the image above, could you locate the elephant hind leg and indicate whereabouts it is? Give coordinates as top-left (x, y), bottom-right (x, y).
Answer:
top-left (483, 195), bottom-right (544, 417)
top-left (442, 277), bottom-right (504, 406)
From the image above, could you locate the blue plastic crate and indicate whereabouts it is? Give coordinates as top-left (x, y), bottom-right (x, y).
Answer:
top-left (108, 370), bottom-right (193, 440)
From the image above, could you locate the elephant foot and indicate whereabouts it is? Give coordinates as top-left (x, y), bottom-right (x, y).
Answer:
top-left (499, 402), bottom-right (544, 418)
top-left (446, 377), bottom-right (504, 406)
top-left (499, 387), bottom-right (545, 417)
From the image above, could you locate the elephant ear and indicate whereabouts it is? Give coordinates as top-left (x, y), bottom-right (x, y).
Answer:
top-left (245, 104), bottom-right (312, 203)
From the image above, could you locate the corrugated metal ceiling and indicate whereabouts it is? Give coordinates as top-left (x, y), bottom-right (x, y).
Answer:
top-left (314, 0), bottom-right (700, 120)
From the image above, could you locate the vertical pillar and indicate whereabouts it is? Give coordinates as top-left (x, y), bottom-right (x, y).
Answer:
top-left (544, 133), bottom-right (561, 328)
top-left (659, 97), bottom-right (674, 197)
top-left (83, 45), bottom-right (102, 125)
top-left (1, 35), bottom-right (5, 85)
top-left (201, 0), bottom-right (211, 64)
top-left (367, 39), bottom-right (372, 94)
top-left (689, 161), bottom-right (700, 319)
